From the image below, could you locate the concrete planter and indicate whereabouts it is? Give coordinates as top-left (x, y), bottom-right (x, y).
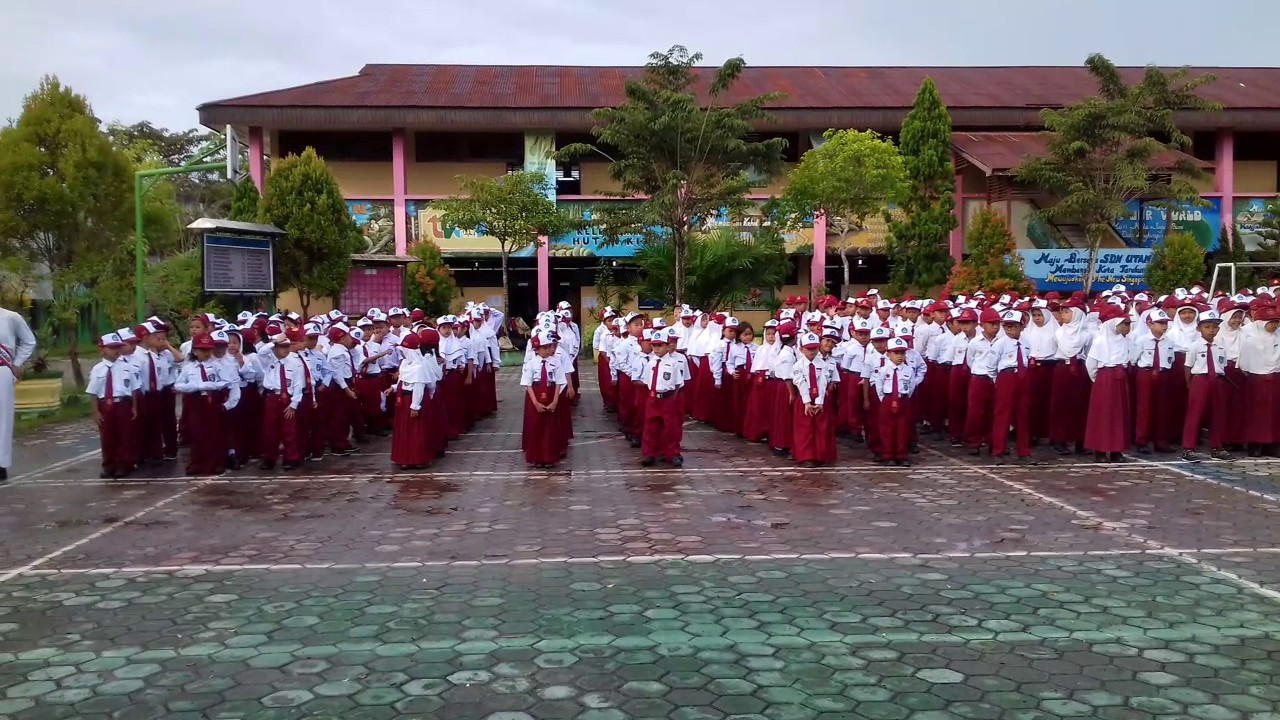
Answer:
top-left (15, 376), bottom-right (63, 413)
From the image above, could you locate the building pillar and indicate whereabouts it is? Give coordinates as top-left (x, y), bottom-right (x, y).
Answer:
top-left (811, 212), bottom-right (827, 299)
top-left (951, 161), bottom-right (965, 262)
top-left (524, 133), bottom-right (557, 311)
top-left (248, 126), bottom-right (265, 192)
top-left (392, 129), bottom-right (408, 256)
top-left (1215, 130), bottom-right (1235, 249)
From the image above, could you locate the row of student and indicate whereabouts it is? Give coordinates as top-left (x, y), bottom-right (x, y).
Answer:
top-left (592, 285), bottom-right (1278, 466)
top-left (85, 304), bottom-right (507, 477)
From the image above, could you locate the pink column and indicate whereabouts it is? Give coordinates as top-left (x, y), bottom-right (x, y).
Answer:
top-left (1215, 130), bottom-right (1235, 249)
top-left (537, 236), bottom-right (550, 310)
top-left (392, 129), bottom-right (408, 256)
top-left (951, 163), bottom-right (965, 261)
top-left (811, 211), bottom-right (826, 299)
top-left (248, 126), bottom-right (265, 191)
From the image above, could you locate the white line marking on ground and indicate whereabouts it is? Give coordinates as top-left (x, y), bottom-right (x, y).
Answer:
top-left (924, 448), bottom-right (1280, 602)
top-left (10, 547), bottom-right (1280, 577)
top-left (0, 481), bottom-right (209, 584)
top-left (3, 449), bottom-right (101, 486)
top-left (1135, 459), bottom-right (1280, 505)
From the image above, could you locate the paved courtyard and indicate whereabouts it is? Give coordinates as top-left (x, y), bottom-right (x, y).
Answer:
top-left (3, 374), bottom-right (1280, 720)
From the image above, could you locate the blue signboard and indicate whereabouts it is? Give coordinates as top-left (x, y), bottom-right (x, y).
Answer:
top-left (1019, 248), bottom-right (1154, 292)
top-left (1112, 197), bottom-right (1221, 250)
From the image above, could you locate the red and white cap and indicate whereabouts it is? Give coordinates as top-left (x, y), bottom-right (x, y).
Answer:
top-left (870, 326), bottom-right (892, 340)
top-left (799, 332), bottom-right (821, 349)
top-left (723, 317), bottom-right (740, 328)
top-left (99, 332), bottom-right (126, 349)
top-left (887, 337), bottom-right (909, 351)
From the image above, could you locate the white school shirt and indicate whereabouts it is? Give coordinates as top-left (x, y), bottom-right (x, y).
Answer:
top-left (136, 349), bottom-right (167, 393)
top-left (84, 359), bottom-right (135, 399)
top-left (924, 330), bottom-right (953, 364)
top-left (915, 321), bottom-right (941, 358)
top-left (117, 351), bottom-right (146, 393)
top-left (990, 335), bottom-right (1032, 374)
top-left (175, 359), bottom-right (237, 410)
top-left (870, 360), bottom-right (917, 401)
top-left (641, 353), bottom-right (688, 393)
top-left (771, 345), bottom-right (798, 382)
top-left (840, 340), bottom-right (871, 375)
top-left (1128, 334), bottom-right (1176, 370)
top-left (360, 340), bottom-right (385, 375)
top-left (612, 336), bottom-right (641, 380)
top-left (520, 354), bottom-right (569, 389)
top-left (261, 354), bottom-right (306, 409)
top-left (966, 335), bottom-right (998, 379)
top-left (592, 324), bottom-right (609, 355)
top-left (1187, 338), bottom-right (1228, 376)
top-left (792, 355), bottom-right (834, 406)
top-left (327, 343), bottom-right (356, 389)
top-left (947, 332), bottom-right (974, 366)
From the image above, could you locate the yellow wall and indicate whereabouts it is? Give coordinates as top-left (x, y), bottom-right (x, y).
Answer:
top-left (579, 162), bottom-right (624, 195)
top-left (275, 290), bottom-right (335, 317)
top-left (328, 162), bottom-right (393, 196)
top-left (408, 162), bottom-right (508, 196)
top-left (1237, 161), bottom-right (1278, 194)
top-left (459, 286), bottom-right (505, 311)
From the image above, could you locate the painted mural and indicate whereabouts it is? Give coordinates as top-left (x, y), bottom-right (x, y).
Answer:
top-left (1234, 197), bottom-right (1277, 251)
top-left (346, 200), bottom-right (400, 255)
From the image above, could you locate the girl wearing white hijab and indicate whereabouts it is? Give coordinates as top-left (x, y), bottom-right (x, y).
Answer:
top-left (1216, 307), bottom-right (1250, 448)
top-left (1239, 305), bottom-right (1280, 454)
top-left (1049, 304), bottom-right (1091, 454)
top-left (1023, 302), bottom-right (1059, 443)
top-left (742, 320), bottom-right (780, 443)
top-left (689, 313), bottom-right (723, 423)
top-left (1083, 311), bottom-right (1133, 462)
top-left (390, 334), bottom-right (435, 470)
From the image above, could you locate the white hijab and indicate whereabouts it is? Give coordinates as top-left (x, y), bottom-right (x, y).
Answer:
top-left (1214, 308), bottom-right (1247, 362)
top-left (1087, 317), bottom-right (1130, 368)
top-left (398, 346), bottom-right (426, 385)
top-left (1168, 305), bottom-right (1201, 352)
top-left (755, 331), bottom-right (780, 372)
top-left (1023, 307), bottom-right (1059, 359)
top-left (1240, 319), bottom-right (1280, 374)
top-left (695, 319), bottom-right (725, 355)
top-left (1054, 307), bottom-right (1088, 359)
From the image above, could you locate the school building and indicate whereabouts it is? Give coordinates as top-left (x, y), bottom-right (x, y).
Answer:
top-left (198, 64), bottom-right (1280, 320)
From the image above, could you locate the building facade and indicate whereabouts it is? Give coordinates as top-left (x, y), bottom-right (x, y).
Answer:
top-left (199, 64), bottom-right (1280, 319)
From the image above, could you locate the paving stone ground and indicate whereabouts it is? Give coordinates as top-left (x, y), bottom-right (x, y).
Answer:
top-left (2, 373), bottom-right (1280, 719)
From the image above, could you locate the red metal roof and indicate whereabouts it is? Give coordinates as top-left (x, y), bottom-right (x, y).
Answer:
top-left (952, 132), bottom-right (1212, 175)
top-left (201, 64), bottom-right (1280, 111)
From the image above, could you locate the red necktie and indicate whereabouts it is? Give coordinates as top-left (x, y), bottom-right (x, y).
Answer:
top-left (808, 362), bottom-right (819, 402)
top-left (199, 364), bottom-right (209, 382)
top-left (1016, 343), bottom-right (1025, 372)
top-left (148, 355), bottom-right (157, 391)
top-left (301, 357), bottom-right (313, 389)
top-left (1152, 340), bottom-right (1160, 372)
top-left (540, 359), bottom-right (548, 387)
top-left (744, 348), bottom-right (752, 373)
top-left (891, 367), bottom-right (900, 404)
top-left (349, 352), bottom-right (356, 377)
top-left (651, 357), bottom-right (661, 395)
top-left (724, 342), bottom-right (731, 371)
top-left (1206, 342), bottom-right (1217, 379)
top-left (105, 366), bottom-right (114, 403)
top-left (279, 361), bottom-right (287, 391)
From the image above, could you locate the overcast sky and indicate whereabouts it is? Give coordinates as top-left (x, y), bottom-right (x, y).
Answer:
top-left (3, 0), bottom-right (1278, 131)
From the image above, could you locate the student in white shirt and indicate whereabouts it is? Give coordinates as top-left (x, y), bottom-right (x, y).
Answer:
top-left (86, 333), bottom-right (138, 478)
top-left (639, 328), bottom-right (687, 467)
top-left (768, 322), bottom-right (800, 457)
top-left (1179, 311), bottom-right (1230, 461)
top-left (521, 330), bottom-right (569, 468)
top-left (962, 309), bottom-right (1002, 454)
top-left (791, 331), bottom-right (838, 467)
top-left (174, 333), bottom-right (231, 476)
top-left (989, 311), bottom-right (1034, 463)
top-left (1129, 309), bottom-right (1176, 454)
top-left (870, 337), bottom-right (917, 466)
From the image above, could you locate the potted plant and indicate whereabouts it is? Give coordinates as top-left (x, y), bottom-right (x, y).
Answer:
top-left (15, 321), bottom-right (65, 414)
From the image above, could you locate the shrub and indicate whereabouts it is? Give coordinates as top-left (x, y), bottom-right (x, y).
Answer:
top-left (1145, 231), bottom-right (1206, 294)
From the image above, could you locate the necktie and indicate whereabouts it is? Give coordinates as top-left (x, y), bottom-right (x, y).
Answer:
top-left (651, 357), bottom-right (661, 395)
top-left (724, 342), bottom-right (731, 371)
top-left (891, 367), bottom-right (900, 405)
top-left (349, 352), bottom-right (356, 377)
top-left (105, 366), bottom-right (114, 403)
top-left (808, 362), bottom-right (819, 402)
top-left (199, 364), bottom-right (209, 382)
top-left (540, 359), bottom-right (548, 387)
top-left (279, 361), bottom-right (287, 392)
top-left (1016, 343), bottom-right (1025, 372)
top-left (148, 355), bottom-right (157, 391)
top-left (1206, 342), bottom-right (1217, 379)
top-left (1152, 340), bottom-right (1160, 372)
top-left (744, 348), bottom-right (752, 373)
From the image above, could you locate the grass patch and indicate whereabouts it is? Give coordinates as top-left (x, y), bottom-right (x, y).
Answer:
top-left (15, 394), bottom-right (92, 437)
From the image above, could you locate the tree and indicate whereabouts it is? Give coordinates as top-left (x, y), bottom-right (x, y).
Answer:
top-left (556, 45), bottom-right (787, 306)
top-left (0, 76), bottom-right (132, 384)
top-left (779, 129), bottom-right (906, 297)
top-left (1145, 232), bottom-right (1206, 294)
top-left (1014, 54), bottom-right (1219, 294)
top-left (258, 147), bottom-right (357, 317)
top-left (885, 78), bottom-right (957, 294)
top-left (404, 239), bottom-right (459, 316)
top-left (433, 171), bottom-right (578, 313)
top-left (228, 178), bottom-right (261, 222)
top-left (632, 226), bottom-right (790, 312)
top-left (945, 207), bottom-right (1031, 295)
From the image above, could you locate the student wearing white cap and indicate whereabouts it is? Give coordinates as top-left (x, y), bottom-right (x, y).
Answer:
top-left (86, 333), bottom-right (136, 478)
top-left (791, 331), bottom-right (837, 467)
top-left (639, 328), bottom-right (686, 466)
top-left (521, 330), bottom-right (569, 468)
top-left (871, 337), bottom-right (917, 466)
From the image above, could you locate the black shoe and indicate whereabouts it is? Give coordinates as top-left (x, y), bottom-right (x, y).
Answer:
top-left (260, 461), bottom-right (275, 471)
top-left (1109, 452), bottom-right (1129, 464)
top-left (1211, 449), bottom-right (1233, 462)
top-left (0, 467), bottom-right (6, 481)
top-left (909, 444), bottom-right (920, 454)
top-left (100, 470), bottom-right (112, 479)
top-left (1053, 444), bottom-right (1070, 456)
top-left (1137, 444), bottom-right (1152, 455)
top-left (1181, 450), bottom-right (1203, 463)
top-left (671, 455), bottom-right (684, 468)
top-left (994, 454), bottom-right (1007, 465)
top-left (893, 459), bottom-right (907, 467)
top-left (852, 434), bottom-right (864, 444)
top-left (968, 447), bottom-right (981, 456)
top-left (1094, 452), bottom-right (1107, 463)
top-left (1019, 455), bottom-right (1039, 466)
top-left (282, 462), bottom-right (300, 470)
top-left (771, 448), bottom-right (788, 457)
top-left (641, 457), bottom-right (656, 467)
top-left (333, 448), bottom-right (355, 457)
top-left (950, 440), bottom-right (963, 448)
top-left (629, 438), bottom-right (641, 448)
top-left (308, 454), bottom-right (324, 462)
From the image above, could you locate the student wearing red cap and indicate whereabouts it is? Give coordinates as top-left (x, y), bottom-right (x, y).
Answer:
top-left (86, 333), bottom-right (138, 478)
top-left (791, 331), bottom-right (838, 466)
top-left (174, 333), bottom-right (231, 476)
top-left (946, 309), bottom-right (978, 447)
top-left (1049, 301), bottom-right (1092, 455)
top-left (1130, 309), bottom-right (1176, 454)
top-left (640, 329), bottom-right (687, 466)
top-left (259, 332), bottom-right (305, 470)
top-left (768, 322), bottom-right (800, 457)
top-left (324, 325), bottom-right (360, 456)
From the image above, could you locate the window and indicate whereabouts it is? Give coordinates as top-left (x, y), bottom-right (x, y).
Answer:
top-left (415, 132), bottom-right (524, 162)
top-left (277, 131), bottom-right (392, 162)
top-left (556, 162), bottom-right (581, 195)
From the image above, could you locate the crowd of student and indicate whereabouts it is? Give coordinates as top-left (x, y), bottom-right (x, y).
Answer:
top-left (593, 283), bottom-right (1279, 466)
top-left (85, 305), bottom-right (509, 477)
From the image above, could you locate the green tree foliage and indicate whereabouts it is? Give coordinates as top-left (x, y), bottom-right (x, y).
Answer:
top-left (633, 226), bottom-right (790, 312)
top-left (434, 171), bottom-right (578, 313)
top-left (0, 76), bottom-right (132, 384)
top-left (258, 147), bottom-right (357, 317)
top-left (1014, 54), bottom-right (1219, 294)
top-left (228, 178), bottom-right (261, 222)
top-left (885, 78), bottom-right (957, 294)
top-left (556, 45), bottom-right (787, 306)
top-left (586, 265), bottom-right (636, 353)
top-left (404, 239), bottom-right (459, 317)
top-left (98, 249), bottom-right (224, 326)
top-left (944, 207), bottom-right (1031, 296)
top-left (1145, 232), bottom-right (1206, 294)
top-left (107, 121), bottom-right (235, 224)
top-left (779, 129), bottom-right (906, 298)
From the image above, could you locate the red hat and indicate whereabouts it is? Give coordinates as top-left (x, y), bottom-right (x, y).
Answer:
top-left (399, 333), bottom-right (421, 350)
top-left (190, 333), bottom-right (216, 350)
top-left (978, 308), bottom-right (1002, 324)
top-left (285, 328), bottom-right (306, 343)
top-left (240, 327), bottom-right (259, 345)
top-left (956, 308), bottom-right (979, 323)
top-left (410, 309), bottom-right (427, 322)
top-left (776, 322), bottom-right (798, 339)
top-left (326, 326), bottom-right (348, 342)
top-left (419, 328), bottom-right (440, 347)
top-left (1098, 305), bottom-right (1127, 322)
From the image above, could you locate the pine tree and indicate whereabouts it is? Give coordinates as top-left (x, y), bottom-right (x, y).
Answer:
top-left (885, 78), bottom-right (957, 294)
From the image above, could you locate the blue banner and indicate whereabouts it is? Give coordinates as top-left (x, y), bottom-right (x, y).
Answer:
top-left (1112, 197), bottom-right (1221, 250)
top-left (1019, 248), bottom-right (1154, 291)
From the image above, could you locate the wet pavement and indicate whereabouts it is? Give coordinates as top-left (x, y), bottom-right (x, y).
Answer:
top-left (2, 373), bottom-right (1280, 719)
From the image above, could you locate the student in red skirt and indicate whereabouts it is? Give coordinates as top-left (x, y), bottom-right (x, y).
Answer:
top-left (1022, 300), bottom-right (1058, 444)
top-left (741, 320), bottom-right (779, 443)
top-left (1240, 305), bottom-right (1280, 455)
top-left (838, 318), bottom-right (874, 443)
top-left (1082, 305), bottom-right (1133, 462)
top-left (521, 330), bottom-right (569, 468)
top-left (323, 325), bottom-right (360, 456)
top-left (595, 309), bottom-right (619, 412)
top-left (1181, 310), bottom-right (1231, 462)
top-left (258, 333), bottom-right (303, 470)
top-left (86, 333), bottom-right (137, 478)
top-left (391, 333), bottom-right (438, 469)
top-left (860, 326), bottom-right (891, 459)
top-left (871, 337), bottom-right (916, 466)
top-left (224, 328), bottom-right (262, 468)
top-left (640, 329), bottom-right (687, 466)
top-left (175, 333), bottom-right (230, 476)
top-left (690, 313), bottom-right (724, 423)
top-left (1129, 309), bottom-right (1175, 454)
top-left (1050, 302), bottom-right (1092, 455)
top-left (791, 331), bottom-right (839, 467)
top-left (1215, 307), bottom-right (1249, 449)
top-left (768, 322), bottom-right (800, 457)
